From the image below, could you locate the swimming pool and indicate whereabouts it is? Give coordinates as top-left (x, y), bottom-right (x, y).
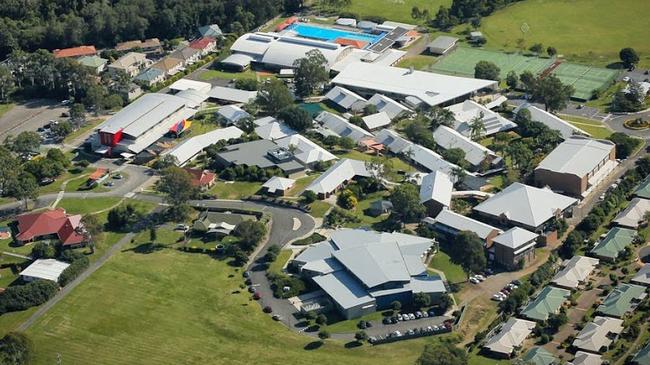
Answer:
top-left (287, 23), bottom-right (384, 45)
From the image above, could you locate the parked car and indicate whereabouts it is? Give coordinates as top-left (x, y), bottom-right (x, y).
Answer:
top-left (272, 314), bottom-right (282, 321)
top-left (263, 306), bottom-right (272, 313)
top-left (408, 313), bottom-right (416, 320)
top-left (469, 277), bottom-right (479, 284)
top-left (248, 286), bottom-right (256, 293)
top-left (396, 314), bottom-right (403, 321)
top-left (175, 224), bottom-right (190, 232)
top-left (252, 292), bottom-right (261, 300)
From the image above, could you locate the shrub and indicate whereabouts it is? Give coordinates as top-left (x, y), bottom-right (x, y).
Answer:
top-left (0, 280), bottom-right (58, 314)
top-left (0, 332), bottom-right (32, 365)
top-left (58, 256), bottom-right (90, 287)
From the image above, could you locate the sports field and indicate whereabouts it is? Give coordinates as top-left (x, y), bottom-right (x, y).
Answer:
top-left (429, 47), bottom-right (554, 78)
top-left (551, 63), bottom-right (619, 100)
top-left (478, 0), bottom-right (650, 68)
top-left (338, 0), bottom-right (451, 25)
top-left (24, 229), bottom-right (440, 365)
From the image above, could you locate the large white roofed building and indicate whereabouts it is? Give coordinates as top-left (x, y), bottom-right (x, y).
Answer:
top-left (161, 126), bottom-right (244, 166)
top-left (331, 63), bottom-right (498, 108)
top-left (20, 259), bottom-right (70, 282)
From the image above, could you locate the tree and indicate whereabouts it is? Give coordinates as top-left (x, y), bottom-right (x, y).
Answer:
top-left (317, 330), bottom-right (330, 341)
top-left (439, 293), bottom-right (453, 312)
top-left (81, 214), bottom-right (102, 254)
top-left (354, 330), bottom-right (368, 343)
top-left (233, 220), bottom-right (267, 252)
top-left (609, 132), bottom-right (641, 159)
top-left (519, 70), bottom-right (536, 94)
top-left (149, 226), bottom-right (157, 242)
top-left (235, 78), bottom-right (258, 91)
top-left (506, 71), bottom-right (518, 90)
top-left (69, 103), bottom-right (86, 126)
top-left (468, 112), bottom-right (486, 140)
top-left (256, 79), bottom-right (293, 116)
top-left (50, 121), bottom-right (73, 139)
top-left (619, 47), bottom-right (640, 68)
top-left (432, 6), bottom-right (455, 30)
top-left (413, 292), bottom-right (432, 309)
top-left (0, 146), bottom-right (20, 194)
top-left (428, 107), bottom-right (455, 129)
top-left (450, 166), bottom-right (467, 187)
top-left (293, 49), bottom-right (329, 98)
top-left (7, 171), bottom-right (38, 209)
top-left (531, 74), bottom-right (574, 112)
top-left (0, 65), bottom-right (15, 102)
top-left (0, 332), bottom-right (33, 365)
top-left (278, 107), bottom-right (312, 132)
top-left (315, 314), bottom-right (327, 325)
top-left (560, 230), bottom-right (584, 259)
top-left (449, 231), bottom-right (487, 274)
top-left (611, 81), bottom-right (645, 112)
top-left (339, 136), bottom-right (355, 150)
top-left (389, 184), bottom-right (426, 223)
top-left (337, 189), bottom-right (357, 210)
top-left (547, 46), bottom-right (557, 57)
top-left (30, 242), bottom-right (55, 259)
top-left (157, 166), bottom-right (198, 206)
top-left (416, 342), bottom-right (468, 365)
top-left (9, 131), bottom-right (40, 155)
top-left (391, 300), bottom-right (402, 311)
top-left (441, 148), bottom-right (466, 167)
top-left (474, 61), bottom-right (500, 81)
top-left (529, 43), bottom-right (544, 55)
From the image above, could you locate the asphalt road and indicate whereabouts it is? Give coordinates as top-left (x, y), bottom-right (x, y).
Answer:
top-left (0, 99), bottom-right (69, 139)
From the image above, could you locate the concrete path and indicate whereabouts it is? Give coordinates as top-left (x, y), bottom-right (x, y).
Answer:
top-left (2, 252), bottom-right (32, 260)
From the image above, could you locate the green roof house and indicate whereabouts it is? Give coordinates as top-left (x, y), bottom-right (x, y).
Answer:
top-left (522, 347), bottom-right (558, 365)
top-left (521, 286), bottom-right (571, 322)
top-left (134, 68), bottom-right (165, 86)
top-left (198, 24), bottom-right (223, 38)
top-left (633, 341), bottom-right (650, 365)
top-left (78, 55), bottom-right (107, 74)
top-left (590, 227), bottom-right (637, 261)
top-left (634, 175), bottom-right (650, 200)
top-left (597, 283), bottom-right (647, 318)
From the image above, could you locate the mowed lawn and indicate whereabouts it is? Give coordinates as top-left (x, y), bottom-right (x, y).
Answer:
top-left (428, 251), bottom-right (466, 284)
top-left (339, 0), bottom-right (451, 25)
top-left (561, 115), bottom-right (613, 139)
top-left (26, 234), bottom-right (432, 365)
top-left (479, 0), bottom-right (650, 67)
top-left (210, 181), bottom-right (263, 200)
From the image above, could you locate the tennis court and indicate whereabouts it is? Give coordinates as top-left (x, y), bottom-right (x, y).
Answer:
top-left (551, 63), bottom-right (619, 100)
top-left (429, 47), bottom-right (554, 78)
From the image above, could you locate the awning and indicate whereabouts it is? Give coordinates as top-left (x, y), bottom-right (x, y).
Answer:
top-left (94, 147), bottom-right (109, 154)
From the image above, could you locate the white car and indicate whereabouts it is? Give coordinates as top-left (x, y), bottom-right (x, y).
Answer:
top-left (469, 277), bottom-right (479, 284)
top-left (475, 275), bottom-right (486, 281)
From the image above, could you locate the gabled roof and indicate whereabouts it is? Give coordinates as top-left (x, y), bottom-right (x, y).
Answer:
top-left (552, 256), bottom-right (600, 289)
top-left (254, 122), bottom-right (296, 140)
top-left (597, 283), bottom-right (646, 318)
top-left (217, 105), bottom-right (251, 123)
top-left (78, 55), bottom-right (107, 68)
top-left (515, 103), bottom-right (590, 139)
top-left (315, 111), bottom-right (373, 143)
top-left (325, 86), bottom-right (367, 111)
top-left (151, 57), bottom-right (184, 72)
top-left (446, 100), bottom-right (517, 137)
top-left (572, 351), bottom-right (602, 365)
top-left (169, 46), bottom-right (201, 62)
top-left (433, 125), bottom-right (497, 167)
top-left (275, 134), bottom-right (337, 165)
top-left (53, 45), bottom-right (97, 58)
top-left (484, 317), bottom-right (536, 355)
top-left (198, 24), bottom-right (222, 38)
top-left (367, 94), bottom-right (412, 120)
top-left (312, 270), bottom-right (375, 309)
top-left (573, 316), bottom-right (624, 353)
top-left (427, 36), bottom-right (458, 51)
top-left (419, 171), bottom-right (453, 206)
top-left (521, 285), bottom-right (571, 321)
top-left (590, 227), bottom-right (637, 260)
top-left (183, 168), bottom-right (215, 187)
top-left (333, 241), bottom-right (412, 288)
top-left (473, 182), bottom-right (577, 229)
top-left (115, 38), bottom-right (161, 52)
top-left (15, 209), bottom-right (84, 246)
top-left (493, 227), bottom-right (538, 251)
top-left (522, 347), bottom-right (558, 365)
top-left (162, 126), bottom-right (244, 166)
top-left (262, 176), bottom-right (295, 193)
top-left (362, 112), bottom-right (392, 130)
top-left (536, 136), bottom-right (615, 178)
top-left (632, 264), bottom-right (650, 286)
top-left (189, 37), bottom-right (216, 50)
top-left (633, 341), bottom-right (650, 365)
top-left (432, 209), bottom-right (501, 241)
top-left (134, 68), bottom-right (164, 82)
top-left (169, 79), bottom-right (212, 94)
top-left (109, 52), bottom-right (147, 70)
top-left (332, 63), bottom-right (497, 107)
top-left (207, 86), bottom-right (257, 103)
top-left (20, 259), bottom-right (70, 282)
top-left (306, 159), bottom-right (370, 195)
top-left (613, 198), bottom-right (650, 229)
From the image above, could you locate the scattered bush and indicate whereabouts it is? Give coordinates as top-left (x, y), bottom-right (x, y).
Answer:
top-left (0, 280), bottom-right (58, 314)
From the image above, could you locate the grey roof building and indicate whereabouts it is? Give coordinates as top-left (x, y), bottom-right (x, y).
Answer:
top-left (446, 100), bottom-right (517, 137)
top-left (325, 86), bottom-right (367, 112)
top-left (293, 229), bottom-right (444, 319)
top-left (432, 125), bottom-right (501, 169)
top-left (572, 316), bottom-right (624, 353)
top-left (367, 94), bottom-right (412, 120)
top-left (306, 158), bottom-right (370, 197)
top-left (515, 103), bottom-right (590, 139)
top-left (427, 36), bottom-right (458, 55)
top-left (207, 85), bottom-right (257, 104)
top-left (552, 256), bottom-right (600, 290)
top-left (198, 24), bottom-right (223, 38)
top-left (492, 227), bottom-right (538, 269)
top-left (424, 209), bottom-right (502, 247)
top-left (613, 198), bottom-right (650, 229)
top-left (214, 139), bottom-right (305, 176)
top-left (420, 171), bottom-right (453, 216)
top-left (315, 111), bottom-right (373, 143)
top-left (161, 126), bottom-right (244, 166)
top-left (632, 264), bottom-right (650, 286)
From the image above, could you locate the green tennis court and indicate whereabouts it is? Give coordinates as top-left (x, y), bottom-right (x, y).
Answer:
top-left (551, 63), bottom-right (619, 100)
top-left (429, 47), bottom-right (554, 78)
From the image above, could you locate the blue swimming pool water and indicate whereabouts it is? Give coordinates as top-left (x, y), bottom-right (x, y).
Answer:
top-left (287, 23), bottom-right (384, 45)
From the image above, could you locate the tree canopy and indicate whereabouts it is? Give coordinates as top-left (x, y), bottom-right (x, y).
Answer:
top-left (474, 60), bottom-right (500, 81)
top-left (293, 50), bottom-right (329, 98)
top-left (389, 183), bottom-right (426, 223)
top-left (256, 79), bottom-right (293, 116)
top-left (531, 74), bottom-right (574, 112)
top-left (619, 47), bottom-right (640, 68)
top-left (416, 342), bottom-right (467, 365)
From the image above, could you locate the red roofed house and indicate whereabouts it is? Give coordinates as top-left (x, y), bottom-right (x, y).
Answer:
top-left (53, 45), bottom-right (97, 59)
top-left (184, 168), bottom-right (216, 190)
top-left (189, 37), bottom-right (217, 56)
top-left (15, 209), bottom-right (87, 247)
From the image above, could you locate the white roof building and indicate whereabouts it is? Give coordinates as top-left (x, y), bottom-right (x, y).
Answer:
top-left (612, 198), bottom-right (650, 229)
top-left (515, 103), bottom-right (590, 139)
top-left (552, 256), bottom-right (600, 289)
top-left (261, 36), bottom-right (352, 69)
top-left (432, 125), bottom-right (500, 168)
top-left (419, 171), bottom-right (453, 207)
top-left (331, 63), bottom-right (498, 108)
top-left (275, 134), bottom-right (337, 165)
top-left (262, 176), bottom-right (295, 194)
top-left (162, 126), bottom-right (244, 166)
top-left (207, 85), bottom-right (257, 104)
top-left (306, 159), bottom-right (370, 196)
top-left (20, 259), bottom-right (70, 282)
top-left (446, 100), bottom-right (517, 137)
top-left (325, 86), bottom-right (367, 112)
top-left (428, 209), bottom-right (502, 242)
top-left (367, 94), bottom-right (412, 120)
top-left (492, 227), bottom-right (538, 254)
top-left (571, 351), bottom-right (602, 365)
top-left (169, 79), bottom-right (212, 94)
top-left (536, 136), bottom-right (616, 179)
top-left (362, 112), bottom-right (392, 130)
top-left (254, 121), bottom-right (296, 141)
top-left (330, 48), bottom-right (406, 74)
top-left (484, 317), bottom-right (536, 356)
top-left (315, 111), bottom-right (373, 143)
top-left (217, 105), bottom-right (251, 124)
top-left (473, 182), bottom-right (578, 231)
top-left (573, 316), bottom-right (624, 353)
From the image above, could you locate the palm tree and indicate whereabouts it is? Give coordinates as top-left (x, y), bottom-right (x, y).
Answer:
top-left (450, 166), bottom-right (466, 187)
top-left (469, 112), bottom-right (487, 141)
